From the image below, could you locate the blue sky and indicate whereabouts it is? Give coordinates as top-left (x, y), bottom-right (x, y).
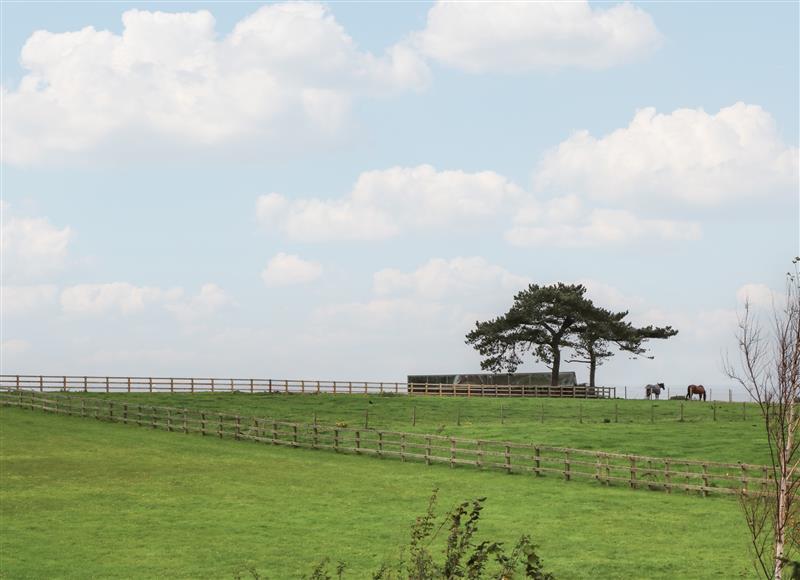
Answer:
top-left (1, 1), bottom-right (798, 391)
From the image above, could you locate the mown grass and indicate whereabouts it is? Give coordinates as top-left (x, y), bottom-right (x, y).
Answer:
top-left (1, 407), bottom-right (764, 579)
top-left (72, 392), bottom-right (770, 465)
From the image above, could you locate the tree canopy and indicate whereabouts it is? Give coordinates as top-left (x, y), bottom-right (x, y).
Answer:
top-left (466, 282), bottom-right (677, 387)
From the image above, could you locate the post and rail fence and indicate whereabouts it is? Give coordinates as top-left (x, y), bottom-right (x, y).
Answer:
top-left (1, 388), bottom-right (784, 498)
top-left (0, 374), bottom-right (615, 399)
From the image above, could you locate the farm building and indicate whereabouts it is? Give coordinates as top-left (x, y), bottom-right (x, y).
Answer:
top-left (404, 371), bottom-right (607, 397)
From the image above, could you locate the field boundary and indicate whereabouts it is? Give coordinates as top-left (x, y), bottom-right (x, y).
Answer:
top-left (0, 374), bottom-right (615, 399)
top-left (1, 389), bottom-right (781, 498)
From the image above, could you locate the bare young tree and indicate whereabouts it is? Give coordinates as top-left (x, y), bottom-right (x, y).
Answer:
top-left (725, 258), bottom-right (800, 580)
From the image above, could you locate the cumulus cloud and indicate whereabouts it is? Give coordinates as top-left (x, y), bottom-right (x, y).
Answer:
top-left (3, 3), bottom-right (429, 165)
top-left (1, 211), bottom-right (72, 278)
top-left (736, 283), bottom-right (782, 310)
top-left (315, 256), bottom-right (529, 339)
top-left (164, 283), bottom-right (234, 322)
top-left (60, 283), bottom-right (183, 316)
top-left (374, 257), bottom-right (528, 301)
top-left (413, 1), bottom-right (661, 73)
top-left (2, 285), bottom-right (58, 315)
top-left (506, 196), bottom-right (700, 247)
top-left (534, 102), bottom-right (799, 207)
top-left (261, 253), bottom-right (323, 287)
top-left (256, 165), bottom-right (524, 241)
top-left (1, 339), bottom-right (31, 357)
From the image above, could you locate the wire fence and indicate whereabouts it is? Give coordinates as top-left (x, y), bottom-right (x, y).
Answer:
top-left (2, 389), bottom-right (785, 499)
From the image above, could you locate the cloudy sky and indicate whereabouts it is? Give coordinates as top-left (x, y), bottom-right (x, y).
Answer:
top-left (1, 1), bottom-right (798, 391)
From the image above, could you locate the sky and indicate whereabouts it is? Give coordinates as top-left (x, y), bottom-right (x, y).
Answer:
top-left (1, 0), bottom-right (798, 393)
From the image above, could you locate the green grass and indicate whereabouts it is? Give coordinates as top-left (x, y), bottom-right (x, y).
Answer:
top-left (0, 407), bottom-right (767, 579)
top-left (69, 392), bottom-right (770, 465)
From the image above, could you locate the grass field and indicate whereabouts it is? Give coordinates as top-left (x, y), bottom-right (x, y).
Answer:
top-left (1, 407), bottom-right (762, 579)
top-left (72, 392), bottom-right (770, 465)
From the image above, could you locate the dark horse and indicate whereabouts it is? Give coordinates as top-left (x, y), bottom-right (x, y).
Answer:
top-left (686, 384), bottom-right (706, 401)
top-left (645, 383), bottom-right (665, 399)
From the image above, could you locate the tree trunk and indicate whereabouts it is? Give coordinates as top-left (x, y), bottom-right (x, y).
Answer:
top-left (550, 345), bottom-right (561, 386)
top-left (589, 352), bottom-right (597, 389)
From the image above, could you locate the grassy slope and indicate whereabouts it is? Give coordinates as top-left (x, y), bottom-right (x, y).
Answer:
top-left (2, 407), bottom-right (758, 579)
top-left (74, 392), bottom-right (770, 465)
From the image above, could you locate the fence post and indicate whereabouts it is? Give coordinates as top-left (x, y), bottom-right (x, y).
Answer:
top-left (741, 464), bottom-right (748, 495)
top-left (665, 460), bottom-right (671, 493)
top-left (713, 404), bottom-right (717, 422)
top-left (109, 401), bottom-right (114, 421)
top-left (579, 403), bottom-right (583, 424)
top-left (334, 429), bottom-right (340, 452)
top-left (534, 445), bottom-right (540, 476)
top-left (211, 378), bottom-right (215, 393)
top-left (743, 402), bottom-right (747, 421)
top-left (200, 412), bottom-right (206, 436)
top-left (149, 377), bottom-right (153, 393)
top-left (540, 402), bottom-right (545, 424)
top-left (127, 377), bottom-right (131, 393)
top-left (355, 430), bottom-right (361, 453)
top-left (450, 438), bottom-right (456, 468)
top-left (564, 450), bottom-right (570, 481)
top-left (151, 407), bottom-right (157, 429)
top-left (364, 408), bottom-right (369, 429)
top-left (412, 405), bottom-right (416, 427)
top-left (217, 414), bottom-right (223, 438)
top-left (630, 457), bottom-right (637, 489)
top-left (183, 409), bottom-right (188, 434)
top-left (456, 407), bottom-right (461, 426)
top-left (105, 377), bottom-right (110, 393)
top-left (272, 421), bottom-right (278, 445)
top-left (400, 434), bottom-right (406, 461)
top-left (729, 389), bottom-right (732, 403)
top-left (425, 436), bottom-right (431, 465)
top-left (624, 386), bottom-right (627, 399)
top-left (702, 464), bottom-right (709, 497)
top-left (378, 432), bottom-right (384, 457)
top-left (39, 375), bottom-right (44, 392)
top-left (234, 416), bottom-right (241, 440)
top-left (167, 409), bottom-right (172, 431)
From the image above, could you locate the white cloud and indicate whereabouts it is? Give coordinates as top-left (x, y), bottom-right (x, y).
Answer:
top-left (60, 283), bottom-right (183, 316)
top-left (506, 197), bottom-right (700, 247)
top-left (261, 253), bottom-right (323, 287)
top-left (164, 283), bottom-right (233, 322)
top-left (413, 1), bottom-right (661, 73)
top-left (1, 339), bottom-right (31, 357)
top-left (374, 257), bottom-right (528, 301)
top-left (534, 102), bottom-right (799, 207)
top-left (3, 3), bottom-right (429, 165)
top-left (1, 212), bottom-right (72, 278)
top-left (736, 283), bottom-right (782, 310)
top-left (2, 285), bottom-right (58, 315)
top-left (256, 164), bottom-right (524, 241)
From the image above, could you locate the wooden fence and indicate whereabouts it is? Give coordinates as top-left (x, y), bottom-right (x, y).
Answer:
top-left (0, 374), bottom-right (615, 398)
top-left (1, 389), bottom-right (776, 498)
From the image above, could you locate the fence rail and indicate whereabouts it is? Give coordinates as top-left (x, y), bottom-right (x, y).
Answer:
top-left (1, 389), bottom-right (779, 498)
top-left (0, 375), bottom-right (615, 398)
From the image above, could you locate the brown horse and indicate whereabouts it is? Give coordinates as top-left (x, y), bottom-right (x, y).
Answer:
top-left (686, 384), bottom-right (706, 401)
